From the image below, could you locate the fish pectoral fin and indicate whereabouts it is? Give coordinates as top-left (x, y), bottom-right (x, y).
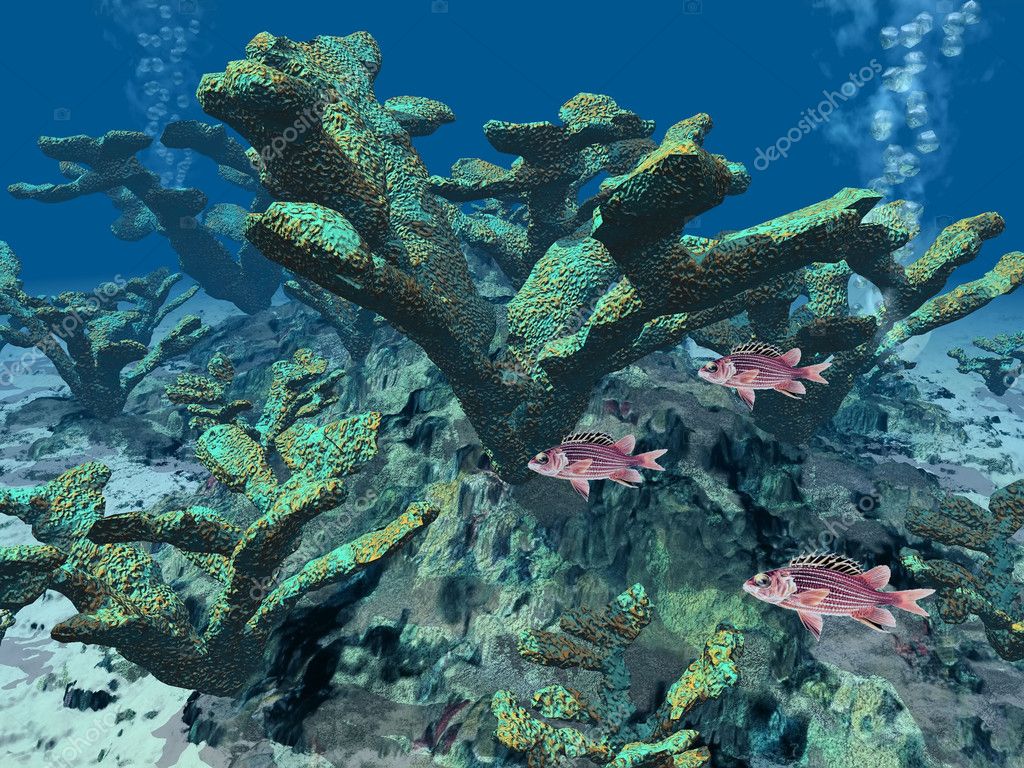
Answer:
top-left (852, 606), bottom-right (896, 631)
top-left (565, 459), bottom-right (593, 475)
top-left (736, 388), bottom-right (756, 410)
top-left (797, 610), bottom-right (823, 641)
top-left (569, 477), bottom-right (590, 499)
top-left (733, 369), bottom-right (759, 385)
top-left (792, 588), bottom-right (830, 608)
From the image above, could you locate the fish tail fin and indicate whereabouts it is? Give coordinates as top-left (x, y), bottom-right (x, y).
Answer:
top-left (636, 448), bottom-right (667, 471)
top-left (892, 588), bottom-right (935, 617)
top-left (798, 360), bottom-right (832, 384)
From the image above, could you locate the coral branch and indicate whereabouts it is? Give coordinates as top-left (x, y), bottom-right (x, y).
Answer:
top-left (901, 479), bottom-right (1024, 660)
top-left (0, 351), bottom-right (437, 695)
top-left (492, 584), bottom-right (742, 767)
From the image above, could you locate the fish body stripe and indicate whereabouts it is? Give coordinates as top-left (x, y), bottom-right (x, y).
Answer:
top-left (782, 567), bottom-right (892, 614)
top-left (558, 444), bottom-right (635, 478)
top-left (727, 355), bottom-right (800, 389)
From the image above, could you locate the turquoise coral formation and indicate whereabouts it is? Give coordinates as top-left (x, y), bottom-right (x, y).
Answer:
top-left (0, 242), bottom-right (208, 418)
top-left (0, 349), bottom-right (437, 695)
top-left (491, 584), bottom-right (742, 767)
top-left (947, 331), bottom-right (1024, 395)
top-left (9, 124), bottom-right (281, 314)
top-left (200, 30), bottom-right (942, 479)
top-left (901, 479), bottom-right (1024, 661)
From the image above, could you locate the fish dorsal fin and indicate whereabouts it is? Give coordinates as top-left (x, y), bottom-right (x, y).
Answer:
top-left (789, 552), bottom-right (864, 576)
top-left (562, 431), bottom-right (615, 446)
top-left (731, 341), bottom-right (784, 357)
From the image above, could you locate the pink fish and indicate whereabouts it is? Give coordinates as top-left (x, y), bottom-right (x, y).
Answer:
top-left (697, 342), bottom-right (831, 410)
top-left (527, 431), bottom-right (667, 500)
top-left (742, 553), bottom-right (935, 640)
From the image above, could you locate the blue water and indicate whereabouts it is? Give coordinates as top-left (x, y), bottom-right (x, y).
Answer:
top-left (0, 0), bottom-right (1021, 301)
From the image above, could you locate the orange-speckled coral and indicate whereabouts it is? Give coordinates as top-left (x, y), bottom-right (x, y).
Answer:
top-left (492, 585), bottom-right (742, 766)
top-left (902, 479), bottom-right (1024, 660)
top-left (0, 351), bottom-right (436, 695)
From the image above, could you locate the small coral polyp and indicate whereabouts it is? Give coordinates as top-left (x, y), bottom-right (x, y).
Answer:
top-left (194, 30), bottom-right (1022, 481)
top-left (0, 349), bottom-right (437, 696)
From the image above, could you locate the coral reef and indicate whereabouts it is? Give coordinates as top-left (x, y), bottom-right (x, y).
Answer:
top-left (691, 206), bottom-right (1024, 441)
top-left (901, 479), bottom-right (1024, 661)
top-left (947, 331), bottom-right (1024, 395)
top-left (9, 122), bottom-right (281, 314)
top-left (199, 29), bottom-right (975, 480)
top-left (491, 584), bottom-right (742, 767)
top-left (0, 349), bottom-right (437, 695)
top-left (0, 242), bottom-right (208, 418)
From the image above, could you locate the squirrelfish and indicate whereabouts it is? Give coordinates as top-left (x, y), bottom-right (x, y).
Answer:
top-left (697, 342), bottom-right (831, 410)
top-left (527, 431), bottom-right (667, 500)
top-left (742, 553), bottom-right (934, 640)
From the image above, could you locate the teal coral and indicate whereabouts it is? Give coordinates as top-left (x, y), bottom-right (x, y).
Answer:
top-left (491, 584), bottom-right (742, 767)
top-left (736, 206), bottom-right (1024, 440)
top-left (198, 30), bottom-right (915, 480)
top-left (947, 331), bottom-right (1024, 395)
top-left (0, 242), bottom-right (209, 418)
top-left (0, 350), bottom-right (437, 694)
top-left (900, 479), bottom-right (1024, 660)
top-left (9, 123), bottom-right (281, 314)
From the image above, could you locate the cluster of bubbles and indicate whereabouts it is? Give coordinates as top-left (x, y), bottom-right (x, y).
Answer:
top-left (866, 2), bottom-right (982, 209)
top-left (102, 0), bottom-right (206, 186)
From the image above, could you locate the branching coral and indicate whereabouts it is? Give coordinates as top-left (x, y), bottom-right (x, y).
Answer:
top-left (900, 479), bottom-right (1024, 661)
top-left (431, 93), bottom-right (658, 285)
top-left (0, 242), bottom-right (209, 418)
top-left (193, 30), bottom-right (1022, 479)
top-left (0, 349), bottom-right (437, 695)
top-left (948, 331), bottom-right (1024, 396)
top-left (9, 122), bottom-right (281, 314)
top-left (691, 205), bottom-right (1024, 440)
top-left (492, 584), bottom-right (742, 767)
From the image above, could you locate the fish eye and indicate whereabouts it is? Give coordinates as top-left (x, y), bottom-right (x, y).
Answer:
top-left (753, 573), bottom-right (771, 587)
top-left (533, 452), bottom-right (548, 463)
top-left (705, 362), bottom-right (719, 372)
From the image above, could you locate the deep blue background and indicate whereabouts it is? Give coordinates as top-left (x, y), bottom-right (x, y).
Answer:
top-left (1, 0), bottom-right (1022, 301)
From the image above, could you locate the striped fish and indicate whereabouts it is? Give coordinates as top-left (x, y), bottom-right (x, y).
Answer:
top-left (742, 553), bottom-right (935, 640)
top-left (527, 431), bottom-right (667, 500)
top-left (697, 342), bottom-right (831, 410)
